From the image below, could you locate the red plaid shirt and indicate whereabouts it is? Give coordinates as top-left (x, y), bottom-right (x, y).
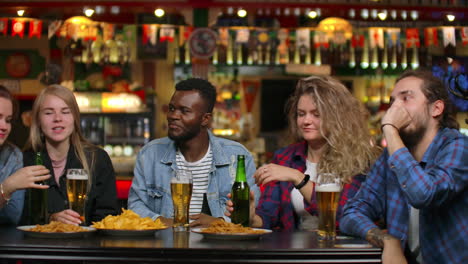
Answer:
top-left (256, 141), bottom-right (365, 231)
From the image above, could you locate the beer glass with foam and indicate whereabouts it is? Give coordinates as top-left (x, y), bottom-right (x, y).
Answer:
top-left (66, 169), bottom-right (89, 223)
top-left (171, 169), bottom-right (193, 231)
top-left (315, 173), bottom-right (342, 240)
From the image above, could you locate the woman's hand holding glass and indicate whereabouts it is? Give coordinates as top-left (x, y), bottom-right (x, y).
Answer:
top-left (50, 209), bottom-right (82, 225)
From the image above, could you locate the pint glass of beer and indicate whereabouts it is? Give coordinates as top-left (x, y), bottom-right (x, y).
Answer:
top-left (170, 169), bottom-right (193, 231)
top-left (315, 173), bottom-right (342, 240)
top-left (66, 169), bottom-right (89, 223)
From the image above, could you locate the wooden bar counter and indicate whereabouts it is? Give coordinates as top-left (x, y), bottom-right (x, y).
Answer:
top-left (0, 226), bottom-right (381, 263)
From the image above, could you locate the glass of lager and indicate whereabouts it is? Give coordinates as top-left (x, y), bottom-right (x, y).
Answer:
top-left (170, 169), bottom-right (193, 232)
top-left (66, 169), bottom-right (89, 223)
top-left (315, 173), bottom-right (342, 241)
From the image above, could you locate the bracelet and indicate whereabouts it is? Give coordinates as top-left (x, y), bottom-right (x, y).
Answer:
top-left (0, 183), bottom-right (11, 203)
top-left (294, 174), bottom-right (310, 190)
top-left (380, 123), bottom-right (399, 133)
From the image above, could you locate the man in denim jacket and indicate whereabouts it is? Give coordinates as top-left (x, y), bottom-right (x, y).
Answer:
top-left (128, 78), bottom-right (259, 227)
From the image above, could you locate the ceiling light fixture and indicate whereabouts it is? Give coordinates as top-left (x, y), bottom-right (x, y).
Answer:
top-left (154, 8), bottom-right (165, 17)
top-left (84, 8), bottom-right (94, 17)
top-left (410, 10), bottom-right (419, 20)
top-left (361, 9), bottom-right (369, 20)
top-left (237, 8), bottom-right (247, 18)
top-left (17, 9), bottom-right (25, 16)
top-left (308, 10), bottom-right (317, 19)
top-left (446, 14), bottom-right (455, 22)
top-left (378, 10), bottom-right (387, 20)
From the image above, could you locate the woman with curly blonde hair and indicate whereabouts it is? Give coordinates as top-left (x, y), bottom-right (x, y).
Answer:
top-left (226, 76), bottom-right (380, 231)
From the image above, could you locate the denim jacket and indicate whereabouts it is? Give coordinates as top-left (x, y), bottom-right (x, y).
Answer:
top-left (0, 143), bottom-right (24, 225)
top-left (128, 130), bottom-right (259, 221)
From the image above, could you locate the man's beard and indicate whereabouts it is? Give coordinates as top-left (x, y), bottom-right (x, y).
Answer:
top-left (168, 127), bottom-right (200, 142)
top-left (400, 124), bottom-right (426, 151)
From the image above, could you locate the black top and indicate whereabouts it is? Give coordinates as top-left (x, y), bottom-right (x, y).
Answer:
top-left (21, 145), bottom-right (119, 226)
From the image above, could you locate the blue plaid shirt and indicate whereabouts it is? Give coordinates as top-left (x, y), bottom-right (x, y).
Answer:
top-left (341, 128), bottom-right (468, 263)
top-left (256, 141), bottom-right (365, 231)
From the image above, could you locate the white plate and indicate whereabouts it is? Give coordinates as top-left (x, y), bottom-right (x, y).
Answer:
top-left (191, 227), bottom-right (272, 240)
top-left (96, 227), bottom-right (169, 237)
top-left (334, 243), bottom-right (373, 248)
top-left (17, 225), bottom-right (96, 238)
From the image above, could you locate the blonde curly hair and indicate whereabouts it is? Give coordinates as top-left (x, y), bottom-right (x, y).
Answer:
top-left (285, 76), bottom-right (380, 183)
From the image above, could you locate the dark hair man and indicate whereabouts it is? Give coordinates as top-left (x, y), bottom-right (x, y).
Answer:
top-left (128, 78), bottom-right (259, 227)
top-left (340, 70), bottom-right (467, 263)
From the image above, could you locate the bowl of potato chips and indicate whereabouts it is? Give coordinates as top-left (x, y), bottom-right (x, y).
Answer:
top-left (92, 208), bottom-right (168, 236)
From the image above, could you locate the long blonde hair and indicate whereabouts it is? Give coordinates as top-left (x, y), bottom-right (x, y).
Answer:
top-left (29, 85), bottom-right (94, 181)
top-left (286, 76), bottom-right (380, 182)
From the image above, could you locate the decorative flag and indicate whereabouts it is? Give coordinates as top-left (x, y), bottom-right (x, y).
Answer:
top-left (123, 25), bottom-right (136, 42)
top-left (241, 80), bottom-right (260, 113)
top-left (406, 28), bottom-right (420, 48)
top-left (149, 25), bottom-right (158, 45)
top-left (332, 31), bottom-right (346, 45)
top-left (314, 31), bottom-right (329, 48)
top-left (386, 28), bottom-right (401, 48)
top-left (424, 27), bottom-right (438, 47)
top-left (0, 18), bottom-right (8, 35)
top-left (442, 27), bottom-right (456, 47)
top-left (296, 28), bottom-right (310, 48)
top-left (159, 26), bottom-right (175, 42)
top-left (235, 29), bottom-right (249, 43)
top-left (48, 20), bottom-right (62, 39)
top-left (351, 32), bottom-right (365, 48)
top-left (11, 19), bottom-right (25, 38)
top-left (102, 23), bottom-right (115, 41)
top-left (83, 25), bottom-right (98, 41)
top-left (142, 25), bottom-right (150, 45)
top-left (28, 20), bottom-right (42, 39)
top-left (369, 28), bottom-right (384, 48)
top-left (218, 27), bottom-right (229, 46)
top-left (460, 27), bottom-right (468, 46)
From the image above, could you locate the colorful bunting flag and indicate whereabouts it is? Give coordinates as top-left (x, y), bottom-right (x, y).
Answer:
top-left (0, 18), bottom-right (8, 36)
top-left (48, 20), bottom-right (62, 39)
top-left (460, 27), bottom-right (468, 46)
top-left (442, 27), bottom-right (456, 47)
top-left (369, 28), bottom-right (384, 48)
top-left (159, 26), bottom-right (175, 42)
top-left (28, 20), bottom-right (42, 39)
top-left (11, 19), bottom-right (25, 38)
top-left (406, 28), bottom-right (420, 48)
top-left (424, 27), bottom-right (438, 47)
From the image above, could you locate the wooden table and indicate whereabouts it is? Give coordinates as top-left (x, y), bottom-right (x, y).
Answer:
top-left (0, 226), bottom-right (381, 263)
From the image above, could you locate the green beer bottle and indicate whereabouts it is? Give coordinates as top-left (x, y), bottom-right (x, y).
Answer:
top-left (231, 155), bottom-right (250, 227)
top-left (28, 152), bottom-right (48, 224)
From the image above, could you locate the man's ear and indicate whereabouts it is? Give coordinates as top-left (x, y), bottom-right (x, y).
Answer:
top-left (201, 112), bottom-right (212, 127)
top-left (431, 99), bottom-right (445, 118)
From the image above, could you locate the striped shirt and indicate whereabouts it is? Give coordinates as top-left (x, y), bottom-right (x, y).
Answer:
top-left (176, 146), bottom-right (212, 217)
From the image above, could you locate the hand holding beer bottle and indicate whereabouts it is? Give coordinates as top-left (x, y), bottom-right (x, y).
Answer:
top-left (315, 173), bottom-right (342, 241)
top-left (230, 155), bottom-right (250, 227)
top-left (27, 152), bottom-right (49, 224)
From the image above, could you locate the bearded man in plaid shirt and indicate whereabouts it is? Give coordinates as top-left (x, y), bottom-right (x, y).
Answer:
top-left (341, 70), bottom-right (468, 264)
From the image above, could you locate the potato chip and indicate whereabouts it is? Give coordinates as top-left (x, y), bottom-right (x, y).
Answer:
top-left (201, 220), bottom-right (267, 234)
top-left (28, 221), bottom-right (88, 233)
top-left (92, 208), bottom-right (167, 230)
